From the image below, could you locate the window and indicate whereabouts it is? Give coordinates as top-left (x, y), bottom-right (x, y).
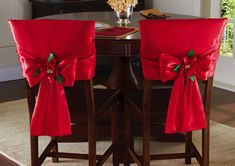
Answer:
top-left (220, 0), bottom-right (235, 57)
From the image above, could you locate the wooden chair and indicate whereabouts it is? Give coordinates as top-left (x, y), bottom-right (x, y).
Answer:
top-left (138, 19), bottom-right (227, 166)
top-left (8, 20), bottom-right (97, 166)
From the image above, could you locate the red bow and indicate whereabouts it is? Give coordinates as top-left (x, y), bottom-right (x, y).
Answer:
top-left (159, 45), bottom-right (219, 133)
top-left (18, 49), bottom-right (77, 136)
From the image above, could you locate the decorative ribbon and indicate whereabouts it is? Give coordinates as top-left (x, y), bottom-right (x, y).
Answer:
top-left (18, 48), bottom-right (77, 136)
top-left (159, 44), bottom-right (219, 133)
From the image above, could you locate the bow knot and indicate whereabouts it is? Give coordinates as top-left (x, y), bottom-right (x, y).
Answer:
top-left (34, 53), bottom-right (63, 84)
top-left (46, 55), bottom-right (56, 75)
top-left (184, 65), bottom-right (190, 69)
top-left (159, 48), bottom-right (218, 133)
top-left (172, 50), bottom-right (198, 82)
top-left (18, 49), bottom-right (77, 136)
top-left (182, 55), bottom-right (194, 70)
top-left (47, 69), bottom-right (54, 74)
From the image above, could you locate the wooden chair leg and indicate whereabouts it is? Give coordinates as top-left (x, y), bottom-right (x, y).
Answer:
top-left (143, 79), bottom-right (152, 166)
top-left (111, 97), bottom-right (120, 166)
top-left (124, 101), bottom-right (131, 166)
top-left (26, 80), bottom-right (39, 166)
top-left (85, 80), bottom-right (96, 166)
top-left (185, 132), bottom-right (192, 164)
top-left (201, 77), bottom-right (213, 166)
top-left (30, 136), bottom-right (38, 166)
top-left (51, 137), bottom-right (59, 163)
top-left (202, 125), bottom-right (210, 166)
top-left (88, 113), bottom-right (96, 166)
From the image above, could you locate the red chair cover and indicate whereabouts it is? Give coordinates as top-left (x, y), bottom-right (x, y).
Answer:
top-left (9, 20), bottom-right (96, 136)
top-left (140, 19), bottom-right (227, 133)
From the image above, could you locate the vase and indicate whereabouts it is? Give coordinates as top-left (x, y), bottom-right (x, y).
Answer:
top-left (115, 6), bottom-right (133, 25)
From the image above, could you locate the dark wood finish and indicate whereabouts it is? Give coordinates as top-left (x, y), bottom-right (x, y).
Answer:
top-left (111, 98), bottom-right (119, 166)
top-left (202, 77), bottom-right (214, 166)
top-left (0, 79), bottom-right (26, 103)
top-left (142, 79), bottom-right (151, 166)
top-left (51, 137), bottom-right (59, 162)
top-left (124, 97), bottom-right (132, 165)
top-left (0, 153), bottom-right (20, 166)
top-left (31, 0), bottom-right (145, 18)
top-left (140, 78), bottom-right (214, 166)
top-left (85, 80), bottom-right (96, 166)
top-left (25, 80), bottom-right (38, 166)
top-left (185, 132), bottom-right (192, 164)
top-left (25, 79), bottom-right (98, 165)
top-left (39, 11), bottom-right (197, 165)
top-left (125, 145), bottom-right (142, 165)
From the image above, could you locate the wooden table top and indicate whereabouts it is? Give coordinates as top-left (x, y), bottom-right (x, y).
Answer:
top-left (41, 11), bottom-right (196, 43)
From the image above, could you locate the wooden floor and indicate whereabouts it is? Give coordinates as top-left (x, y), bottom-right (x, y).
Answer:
top-left (0, 79), bottom-right (234, 165)
top-left (0, 153), bottom-right (20, 166)
top-left (211, 87), bottom-right (235, 127)
top-left (1, 79), bottom-right (234, 127)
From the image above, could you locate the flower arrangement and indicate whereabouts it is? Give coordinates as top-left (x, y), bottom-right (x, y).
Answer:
top-left (107, 0), bottom-right (138, 12)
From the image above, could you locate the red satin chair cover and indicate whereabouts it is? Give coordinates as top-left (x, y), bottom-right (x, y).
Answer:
top-left (9, 20), bottom-right (96, 136)
top-left (140, 19), bottom-right (227, 133)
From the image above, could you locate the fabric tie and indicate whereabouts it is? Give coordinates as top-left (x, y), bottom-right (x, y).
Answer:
top-left (18, 49), bottom-right (77, 136)
top-left (159, 44), bottom-right (219, 133)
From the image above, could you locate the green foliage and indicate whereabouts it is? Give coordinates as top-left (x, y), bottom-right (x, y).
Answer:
top-left (220, 0), bottom-right (235, 56)
top-left (221, 0), bottom-right (235, 18)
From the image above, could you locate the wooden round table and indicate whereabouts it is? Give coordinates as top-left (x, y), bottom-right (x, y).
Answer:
top-left (43, 11), bottom-right (195, 89)
top-left (42, 11), bottom-right (196, 165)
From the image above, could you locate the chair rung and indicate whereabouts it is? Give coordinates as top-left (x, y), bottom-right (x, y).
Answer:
top-left (97, 89), bottom-right (121, 121)
top-left (97, 144), bottom-right (114, 166)
top-left (38, 140), bottom-right (57, 165)
top-left (191, 143), bottom-right (202, 165)
top-left (125, 145), bottom-right (142, 166)
top-left (48, 152), bottom-right (104, 160)
top-left (150, 153), bottom-right (186, 160)
top-left (127, 97), bottom-right (142, 114)
top-left (48, 152), bottom-right (89, 159)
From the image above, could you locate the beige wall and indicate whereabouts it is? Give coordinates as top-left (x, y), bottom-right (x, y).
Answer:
top-left (0, 0), bottom-right (31, 81)
top-left (0, 0), bottom-right (31, 47)
top-left (148, 0), bottom-right (201, 16)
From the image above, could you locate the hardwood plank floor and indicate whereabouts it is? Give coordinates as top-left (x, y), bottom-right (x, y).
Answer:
top-left (1, 79), bottom-right (235, 128)
top-left (0, 79), bottom-right (234, 165)
top-left (211, 87), bottom-right (235, 127)
top-left (0, 153), bottom-right (20, 166)
top-left (0, 79), bottom-right (26, 103)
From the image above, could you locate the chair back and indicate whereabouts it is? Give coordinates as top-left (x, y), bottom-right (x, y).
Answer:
top-left (140, 19), bottom-right (227, 80)
top-left (9, 19), bottom-right (96, 80)
top-left (8, 20), bottom-right (96, 136)
top-left (139, 19), bottom-right (227, 133)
